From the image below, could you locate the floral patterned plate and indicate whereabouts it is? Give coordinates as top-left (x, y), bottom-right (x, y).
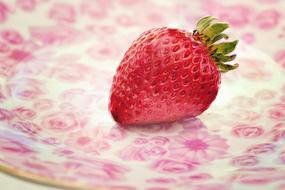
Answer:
top-left (1, 0), bottom-right (285, 190)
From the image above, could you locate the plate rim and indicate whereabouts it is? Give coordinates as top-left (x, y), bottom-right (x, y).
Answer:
top-left (0, 163), bottom-right (107, 190)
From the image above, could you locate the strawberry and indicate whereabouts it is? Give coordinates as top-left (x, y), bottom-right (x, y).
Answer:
top-left (109, 16), bottom-right (238, 125)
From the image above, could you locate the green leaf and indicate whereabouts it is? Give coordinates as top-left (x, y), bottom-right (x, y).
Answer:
top-left (212, 40), bottom-right (238, 55)
top-left (203, 23), bottom-right (229, 39)
top-left (218, 63), bottom-right (239, 73)
top-left (196, 16), bottom-right (213, 26)
top-left (211, 33), bottom-right (229, 44)
top-left (213, 54), bottom-right (236, 62)
top-left (194, 16), bottom-right (239, 74)
top-left (196, 16), bottom-right (216, 33)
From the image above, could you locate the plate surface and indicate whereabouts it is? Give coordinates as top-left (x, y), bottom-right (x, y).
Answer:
top-left (1, 0), bottom-right (285, 190)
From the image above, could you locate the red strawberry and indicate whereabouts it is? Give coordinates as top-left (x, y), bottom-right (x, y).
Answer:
top-left (109, 16), bottom-right (238, 125)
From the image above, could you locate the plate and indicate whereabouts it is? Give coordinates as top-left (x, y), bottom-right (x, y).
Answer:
top-left (1, 0), bottom-right (285, 190)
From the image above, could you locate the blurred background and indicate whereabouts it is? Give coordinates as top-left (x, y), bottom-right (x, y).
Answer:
top-left (1, 0), bottom-right (284, 76)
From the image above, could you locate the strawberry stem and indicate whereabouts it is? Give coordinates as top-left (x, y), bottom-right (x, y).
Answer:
top-left (194, 16), bottom-right (239, 73)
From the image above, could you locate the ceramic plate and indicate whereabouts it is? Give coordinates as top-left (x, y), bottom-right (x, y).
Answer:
top-left (1, 0), bottom-right (285, 190)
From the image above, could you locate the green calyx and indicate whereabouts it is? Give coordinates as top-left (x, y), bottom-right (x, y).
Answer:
top-left (193, 16), bottom-right (239, 73)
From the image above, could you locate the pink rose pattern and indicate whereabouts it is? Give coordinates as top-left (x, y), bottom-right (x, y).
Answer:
top-left (232, 124), bottom-right (264, 138)
top-left (16, 0), bottom-right (37, 11)
top-left (118, 136), bottom-right (169, 161)
top-left (0, 0), bottom-right (285, 190)
top-left (64, 128), bottom-right (111, 155)
top-left (151, 159), bottom-right (195, 174)
top-left (169, 130), bottom-right (229, 164)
